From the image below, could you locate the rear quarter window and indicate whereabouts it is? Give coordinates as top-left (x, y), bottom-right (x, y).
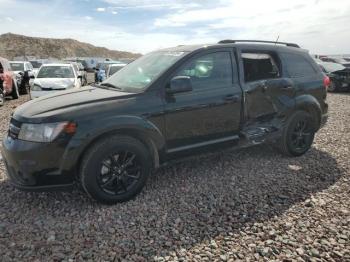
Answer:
top-left (281, 53), bottom-right (317, 78)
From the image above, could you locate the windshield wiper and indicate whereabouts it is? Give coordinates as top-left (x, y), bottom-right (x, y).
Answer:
top-left (99, 82), bottom-right (122, 90)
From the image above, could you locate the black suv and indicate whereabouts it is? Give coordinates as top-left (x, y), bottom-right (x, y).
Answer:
top-left (1, 40), bottom-right (328, 204)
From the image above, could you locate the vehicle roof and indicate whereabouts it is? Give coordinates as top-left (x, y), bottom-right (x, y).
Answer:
top-left (41, 63), bottom-right (74, 67)
top-left (158, 43), bottom-right (308, 54)
top-left (9, 61), bottom-right (29, 63)
top-left (109, 63), bottom-right (127, 67)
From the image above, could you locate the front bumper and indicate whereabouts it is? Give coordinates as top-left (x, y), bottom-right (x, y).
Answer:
top-left (1, 135), bottom-right (76, 191)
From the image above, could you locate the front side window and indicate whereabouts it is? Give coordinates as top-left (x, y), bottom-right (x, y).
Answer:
top-left (10, 62), bottom-right (24, 71)
top-left (242, 53), bottom-right (280, 82)
top-left (37, 66), bottom-right (75, 78)
top-left (281, 53), bottom-right (316, 78)
top-left (103, 51), bottom-right (187, 92)
top-left (174, 52), bottom-right (233, 91)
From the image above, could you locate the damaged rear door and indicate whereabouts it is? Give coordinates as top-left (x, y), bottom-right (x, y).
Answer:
top-left (238, 50), bottom-right (296, 124)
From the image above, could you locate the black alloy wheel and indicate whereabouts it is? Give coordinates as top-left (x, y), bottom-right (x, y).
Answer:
top-left (289, 118), bottom-right (313, 153)
top-left (80, 135), bottom-right (151, 204)
top-left (98, 151), bottom-right (141, 195)
top-left (277, 111), bottom-right (315, 156)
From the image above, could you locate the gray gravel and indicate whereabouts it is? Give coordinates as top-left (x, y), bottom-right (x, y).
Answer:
top-left (0, 94), bottom-right (349, 261)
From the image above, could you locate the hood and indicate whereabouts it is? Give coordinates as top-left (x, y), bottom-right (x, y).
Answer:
top-left (13, 86), bottom-right (134, 122)
top-left (34, 78), bottom-right (75, 90)
top-left (318, 61), bottom-right (346, 73)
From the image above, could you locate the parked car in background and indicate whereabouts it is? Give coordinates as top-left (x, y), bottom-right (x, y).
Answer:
top-left (320, 57), bottom-right (350, 68)
top-left (0, 57), bottom-right (19, 104)
top-left (1, 40), bottom-right (328, 204)
top-left (76, 62), bottom-right (88, 85)
top-left (29, 60), bottom-right (44, 76)
top-left (67, 61), bottom-right (87, 86)
top-left (10, 61), bottom-right (35, 94)
top-left (31, 63), bottom-right (82, 99)
top-left (96, 61), bottom-right (122, 71)
top-left (316, 59), bottom-right (350, 92)
top-left (106, 63), bottom-right (127, 78)
top-left (95, 61), bottom-right (123, 82)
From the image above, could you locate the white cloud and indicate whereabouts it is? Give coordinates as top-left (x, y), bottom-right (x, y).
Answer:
top-left (102, 0), bottom-right (203, 10)
top-left (5, 17), bottom-right (14, 22)
top-left (111, 11), bottom-right (117, 15)
top-left (96, 7), bottom-right (106, 12)
top-left (0, 0), bottom-right (349, 55)
top-left (153, 0), bottom-right (350, 54)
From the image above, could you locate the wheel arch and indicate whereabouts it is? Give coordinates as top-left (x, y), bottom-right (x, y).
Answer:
top-left (295, 95), bottom-right (322, 130)
top-left (67, 116), bottom-right (166, 179)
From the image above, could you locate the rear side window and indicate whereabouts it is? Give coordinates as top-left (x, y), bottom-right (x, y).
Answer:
top-left (281, 53), bottom-right (316, 78)
top-left (174, 52), bottom-right (233, 91)
top-left (242, 53), bottom-right (280, 82)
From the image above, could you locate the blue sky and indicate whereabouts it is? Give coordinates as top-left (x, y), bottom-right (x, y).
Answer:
top-left (0, 0), bottom-right (350, 54)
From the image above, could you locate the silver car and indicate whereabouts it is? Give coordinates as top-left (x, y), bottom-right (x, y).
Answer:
top-left (31, 63), bottom-right (82, 99)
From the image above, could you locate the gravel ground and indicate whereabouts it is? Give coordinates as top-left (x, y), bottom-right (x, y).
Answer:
top-left (0, 94), bottom-right (349, 261)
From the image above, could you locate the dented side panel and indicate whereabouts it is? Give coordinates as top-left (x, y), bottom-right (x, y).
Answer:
top-left (235, 48), bottom-right (296, 128)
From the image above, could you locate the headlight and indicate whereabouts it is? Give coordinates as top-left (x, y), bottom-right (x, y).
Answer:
top-left (31, 83), bottom-right (42, 91)
top-left (18, 122), bottom-right (76, 142)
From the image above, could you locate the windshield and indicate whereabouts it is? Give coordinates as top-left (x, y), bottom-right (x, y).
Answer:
top-left (10, 63), bottom-right (24, 71)
top-left (103, 51), bottom-right (187, 92)
top-left (37, 66), bottom-right (75, 78)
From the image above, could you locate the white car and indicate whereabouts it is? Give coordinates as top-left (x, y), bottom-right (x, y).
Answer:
top-left (10, 61), bottom-right (35, 89)
top-left (31, 63), bottom-right (82, 99)
top-left (106, 63), bottom-right (127, 78)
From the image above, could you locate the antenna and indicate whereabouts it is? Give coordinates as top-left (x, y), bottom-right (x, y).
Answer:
top-left (274, 35), bottom-right (280, 45)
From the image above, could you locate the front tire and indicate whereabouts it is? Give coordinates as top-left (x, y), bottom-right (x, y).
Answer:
top-left (80, 135), bottom-right (152, 204)
top-left (277, 111), bottom-right (315, 157)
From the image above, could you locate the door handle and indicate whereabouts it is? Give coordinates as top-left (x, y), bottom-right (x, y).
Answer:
top-left (224, 94), bottom-right (239, 102)
top-left (282, 85), bottom-right (293, 89)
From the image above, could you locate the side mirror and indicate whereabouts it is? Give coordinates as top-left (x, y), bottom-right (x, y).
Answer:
top-left (30, 74), bottom-right (35, 79)
top-left (78, 75), bottom-right (83, 79)
top-left (167, 76), bottom-right (193, 94)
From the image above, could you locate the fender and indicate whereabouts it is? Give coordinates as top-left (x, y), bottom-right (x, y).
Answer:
top-left (61, 115), bottom-right (166, 173)
top-left (295, 94), bottom-right (322, 129)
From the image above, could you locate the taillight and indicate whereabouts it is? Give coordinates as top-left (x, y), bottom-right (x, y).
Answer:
top-left (323, 75), bottom-right (330, 90)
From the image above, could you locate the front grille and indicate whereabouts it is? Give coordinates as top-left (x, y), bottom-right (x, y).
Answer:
top-left (8, 118), bottom-right (21, 139)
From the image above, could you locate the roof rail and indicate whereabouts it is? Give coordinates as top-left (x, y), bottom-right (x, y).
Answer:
top-left (218, 39), bottom-right (300, 48)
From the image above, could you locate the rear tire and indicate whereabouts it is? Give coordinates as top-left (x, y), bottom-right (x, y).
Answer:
top-left (328, 79), bottom-right (340, 92)
top-left (11, 80), bottom-right (19, 99)
top-left (80, 135), bottom-right (152, 204)
top-left (277, 111), bottom-right (315, 157)
top-left (19, 81), bottom-right (29, 95)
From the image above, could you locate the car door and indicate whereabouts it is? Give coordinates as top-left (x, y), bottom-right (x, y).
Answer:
top-left (164, 49), bottom-right (243, 154)
top-left (238, 50), bottom-right (296, 122)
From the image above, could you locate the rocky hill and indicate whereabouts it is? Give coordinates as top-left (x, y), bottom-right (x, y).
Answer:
top-left (0, 33), bottom-right (141, 60)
